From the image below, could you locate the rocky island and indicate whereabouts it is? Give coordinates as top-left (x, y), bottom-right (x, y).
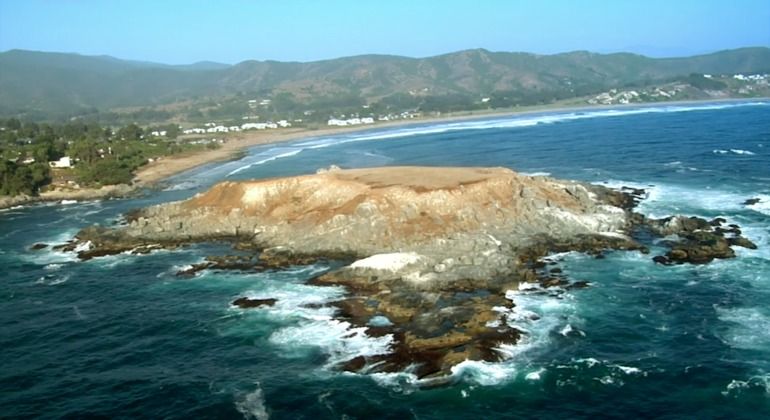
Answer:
top-left (55, 166), bottom-right (757, 382)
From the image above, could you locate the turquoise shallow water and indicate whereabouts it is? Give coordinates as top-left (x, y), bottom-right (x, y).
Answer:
top-left (1, 102), bottom-right (769, 418)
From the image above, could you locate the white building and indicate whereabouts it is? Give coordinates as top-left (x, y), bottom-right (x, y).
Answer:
top-left (327, 118), bottom-right (348, 126)
top-left (241, 123), bottom-right (268, 130)
top-left (183, 128), bottom-right (206, 135)
top-left (49, 156), bottom-right (72, 168)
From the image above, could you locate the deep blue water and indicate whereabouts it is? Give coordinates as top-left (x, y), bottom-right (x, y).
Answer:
top-left (2, 102), bottom-right (769, 419)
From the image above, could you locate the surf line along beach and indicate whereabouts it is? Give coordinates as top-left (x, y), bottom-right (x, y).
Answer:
top-left (132, 98), bottom-right (769, 186)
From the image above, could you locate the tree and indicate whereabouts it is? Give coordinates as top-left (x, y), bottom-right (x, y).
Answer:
top-left (117, 123), bottom-right (143, 141)
top-left (4, 118), bottom-right (21, 130)
top-left (69, 138), bottom-right (100, 164)
top-left (75, 159), bottom-right (133, 186)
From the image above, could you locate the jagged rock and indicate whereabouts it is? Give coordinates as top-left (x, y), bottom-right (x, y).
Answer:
top-left (728, 236), bottom-right (758, 249)
top-left (30, 243), bottom-right (48, 250)
top-left (231, 297), bottom-right (277, 308)
top-left (743, 198), bottom-right (761, 206)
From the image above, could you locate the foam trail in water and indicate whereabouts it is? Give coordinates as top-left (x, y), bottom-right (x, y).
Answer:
top-left (716, 307), bottom-right (770, 351)
top-left (235, 383), bottom-right (269, 420)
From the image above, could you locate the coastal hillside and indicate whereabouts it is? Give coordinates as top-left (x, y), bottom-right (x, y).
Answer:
top-left (1, 47), bottom-right (769, 119)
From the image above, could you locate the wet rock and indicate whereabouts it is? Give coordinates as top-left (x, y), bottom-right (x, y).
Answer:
top-left (232, 297), bottom-right (277, 308)
top-left (646, 215), bottom-right (756, 264)
top-left (710, 217), bottom-right (727, 226)
top-left (728, 237), bottom-right (758, 250)
top-left (176, 262), bottom-right (212, 277)
top-left (541, 277), bottom-right (568, 288)
top-left (743, 198), bottom-right (761, 206)
top-left (665, 232), bottom-right (735, 264)
top-left (30, 243), bottom-right (48, 251)
top-left (340, 356), bottom-right (367, 372)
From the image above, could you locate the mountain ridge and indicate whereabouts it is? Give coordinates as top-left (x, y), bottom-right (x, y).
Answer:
top-left (1, 47), bottom-right (769, 119)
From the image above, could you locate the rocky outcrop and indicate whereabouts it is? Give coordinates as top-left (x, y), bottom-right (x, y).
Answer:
top-left (647, 216), bottom-right (756, 264)
top-left (232, 297), bottom-right (277, 308)
top-left (71, 167), bottom-right (634, 275)
top-left (58, 166), bottom-right (759, 380)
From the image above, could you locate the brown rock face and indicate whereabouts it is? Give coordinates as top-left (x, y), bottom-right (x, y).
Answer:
top-left (103, 167), bottom-right (630, 274)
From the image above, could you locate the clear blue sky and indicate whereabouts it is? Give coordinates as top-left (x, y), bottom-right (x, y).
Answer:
top-left (1, 0), bottom-right (768, 64)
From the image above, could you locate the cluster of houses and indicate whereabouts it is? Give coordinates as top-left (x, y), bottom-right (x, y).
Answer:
top-left (719, 74), bottom-right (769, 82)
top-left (179, 120), bottom-right (292, 136)
top-left (327, 111), bottom-right (422, 127)
top-left (327, 117), bottom-right (375, 126)
top-left (588, 85), bottom-right (686, 105)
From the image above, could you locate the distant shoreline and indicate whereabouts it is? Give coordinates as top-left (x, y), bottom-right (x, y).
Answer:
top-left (133, 96), bottom-right (767, 185)
top-left (1, 97), bottom-right (767, 211)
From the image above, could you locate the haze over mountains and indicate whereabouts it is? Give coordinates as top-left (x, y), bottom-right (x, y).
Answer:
top-left (1, 47), bottom-right (769, 120)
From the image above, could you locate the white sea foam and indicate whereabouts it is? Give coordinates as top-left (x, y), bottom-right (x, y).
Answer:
top-left (716, 306), bottom-right (770, 351)
top-left (269, 318), bottom-right (394, 366)
top-left (227, 148), bottom-right (303, 177)
top-left (234, 275), bottom-right (392, 367)
top-left (745, 195), bottom-right (770, 216)
top-left (521, 171), bottom-right (552, 177)
top-left (21, 229), bottom-right (81, 264)
top-left (35, 274), bottom-right (70, 285)
top-left (235, 383), bottom-right (269, 420)
top-left (162, 180), bottom-right (201, 191)
top-left (613, 365), bottom-right (643, 375)
top-left (722, 374), bottom-right (770, 396)
top-left (525, 368), bottom-right (547, 381)
top-left (633, 183), bottom-right (766, 218)
top-left (449, 360), bottom-right (519, 386)
top-left (713, 148), bottom-right (757, 156)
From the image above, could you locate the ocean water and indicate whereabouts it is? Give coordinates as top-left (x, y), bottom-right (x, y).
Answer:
top-left (2, 102), bottom-right (769, 418)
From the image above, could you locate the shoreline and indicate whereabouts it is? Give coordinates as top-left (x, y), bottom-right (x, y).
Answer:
top-left (1, 97), bottom-right (766, 211)
top-left (132, 96), bottom-right (767, 185)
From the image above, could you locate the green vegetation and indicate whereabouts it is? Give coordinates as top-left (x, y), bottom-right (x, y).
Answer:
top-left (684, 73), bottom-right (728, 90)
top-left (0, 159), bottom-right (50, 196)
top-left (0, 118), bottom-right (202, 196)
